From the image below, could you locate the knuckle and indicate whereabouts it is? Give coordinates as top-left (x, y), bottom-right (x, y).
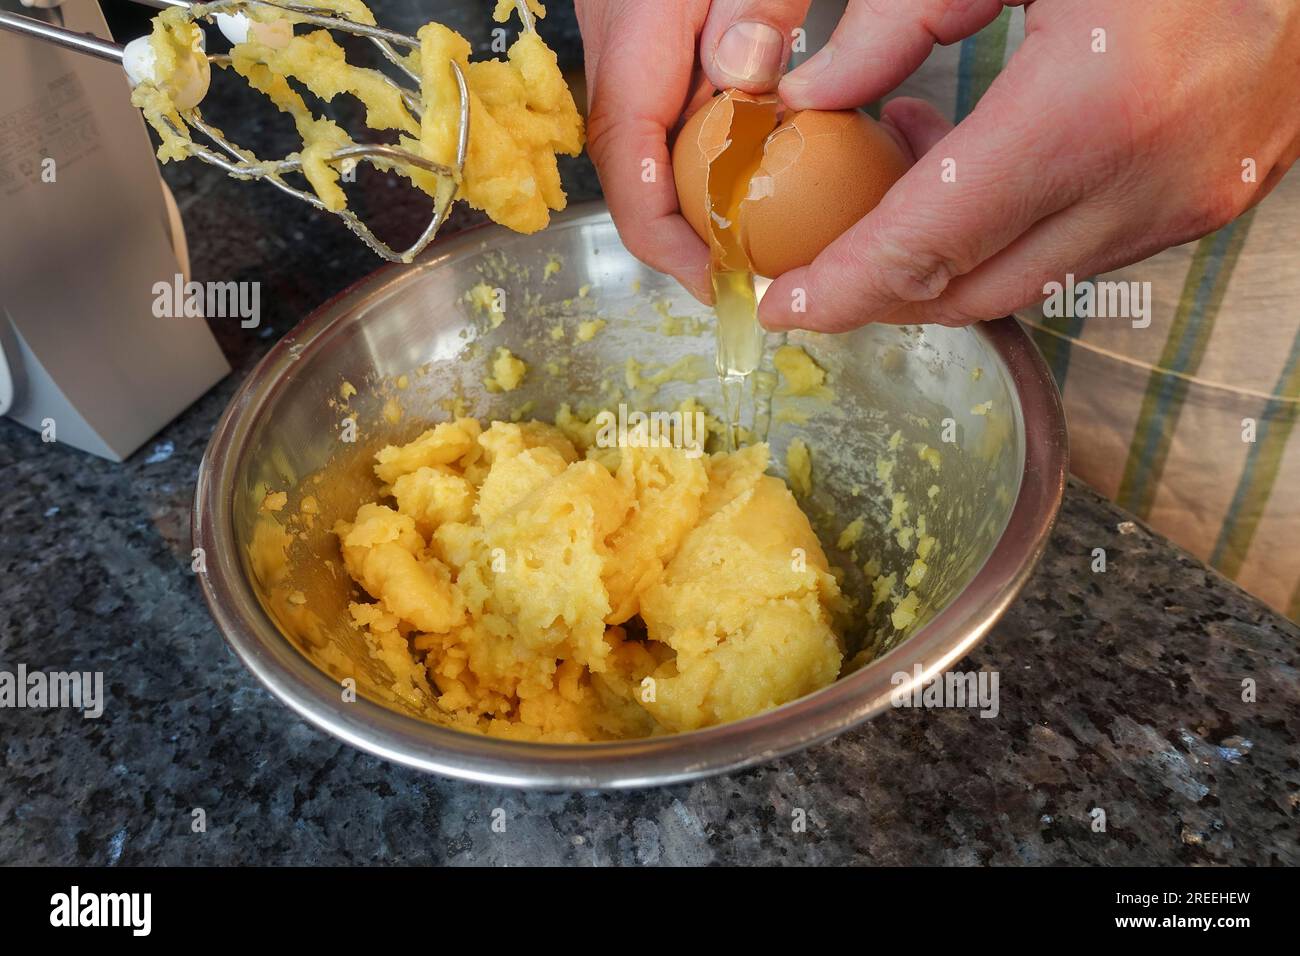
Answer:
top-left (584, 98), bottom-right (650, 172)
top-left (850, 232), bottom-right (966, 305)
top-left (841, 205), bottom-right (984, 307)
top-left (615, 221), bottom-right (655, 267)
top-left (1163, 184), bottom-right (1248, 244)
top-left (1194, 187), bottom-right (1248, 235)
top-left (925, 301), bottom-right (982, 327)
top-left (919, 275), bottom-right (1010, 327)
top-left (583, 107), bottom-right (621, 169)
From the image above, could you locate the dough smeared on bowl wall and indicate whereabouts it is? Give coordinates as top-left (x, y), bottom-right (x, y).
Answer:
top-left (332, 417), bottom-right (846, 742)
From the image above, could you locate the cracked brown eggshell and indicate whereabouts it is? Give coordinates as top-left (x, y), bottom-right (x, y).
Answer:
top-left (673, 94), bottom-right (910, 278)
top-left (671, 90), bottom-right (779, 269)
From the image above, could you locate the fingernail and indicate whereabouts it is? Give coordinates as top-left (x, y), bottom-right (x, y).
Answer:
top-left (783, 45), bottom-right (833, 89)
top-left (714, 21), bottom-right (785, 87)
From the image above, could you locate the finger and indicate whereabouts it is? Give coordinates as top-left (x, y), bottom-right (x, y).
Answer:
top-left (699, 0), bottom-right (814, 92)
top-left (886, 203), bottom-right (1145, 328)
top-left (592, 116), bottom-right (715, 303)
top-left (760, 44), bottom-right (1102, 333)
top-left (786, 191), bottom-right (1157, 331)
top-left (780, 0), bottom-right (1020, 111)
top-left (878, 96), bottom-right (954, 163)
top-left (582, 1), bottom-right (715, 302)
top-left (679, 73), bottom-right (720, 128)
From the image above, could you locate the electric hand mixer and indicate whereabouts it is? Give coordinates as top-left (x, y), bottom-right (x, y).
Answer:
top-left (0, 0), bottom-right (541, 262)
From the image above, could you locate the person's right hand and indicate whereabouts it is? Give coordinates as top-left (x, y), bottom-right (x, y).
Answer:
top-left (576, 0), bottom-right (813, 303)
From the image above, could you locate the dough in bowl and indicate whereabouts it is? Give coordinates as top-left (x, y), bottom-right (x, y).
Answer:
top-left (333, 417), bottom-right (845, 741)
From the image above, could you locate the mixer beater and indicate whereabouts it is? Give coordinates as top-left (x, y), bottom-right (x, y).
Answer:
top-left (0, 0), bottom-right (551, 262)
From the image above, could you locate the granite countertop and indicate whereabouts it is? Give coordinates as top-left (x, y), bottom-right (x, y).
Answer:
top-left (2, 1), bottom-right (1298, 866)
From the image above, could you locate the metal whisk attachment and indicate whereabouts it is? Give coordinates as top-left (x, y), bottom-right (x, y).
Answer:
top-left (0, 0), bottom-right (538, 262)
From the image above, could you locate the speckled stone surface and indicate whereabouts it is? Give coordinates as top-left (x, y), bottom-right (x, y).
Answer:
top-left (1, 1), bottom-right (1297, 866)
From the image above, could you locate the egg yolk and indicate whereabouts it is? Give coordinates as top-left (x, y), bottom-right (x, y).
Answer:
top-left (703, 96), bottom-right (778, 274)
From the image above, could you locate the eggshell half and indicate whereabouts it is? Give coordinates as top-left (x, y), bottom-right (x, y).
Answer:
top-left (672, 90), bottom-right (780, 269)
top-left (672, 94), bottom-right (725, 246)
top-left (740, 109), bottom-right (909, 278)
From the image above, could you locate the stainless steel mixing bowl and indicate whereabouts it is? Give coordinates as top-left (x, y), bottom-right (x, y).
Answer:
top-left (193, 201), bottom-right (1068, 789)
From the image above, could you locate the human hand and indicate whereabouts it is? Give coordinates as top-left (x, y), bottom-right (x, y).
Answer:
top-left (576, 0), bottom-right (813, 303)
top-left (759, 0), bottom-right (1300, 331)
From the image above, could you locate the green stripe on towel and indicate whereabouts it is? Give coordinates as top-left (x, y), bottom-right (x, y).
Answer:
top-left (1117, 212), bottom-right (1256, 517)
top-left (1210, 328), bottom-right (1300, 577)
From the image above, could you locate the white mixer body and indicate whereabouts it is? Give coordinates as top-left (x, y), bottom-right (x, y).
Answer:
top-left (0, 0), bottom-right (229, 460)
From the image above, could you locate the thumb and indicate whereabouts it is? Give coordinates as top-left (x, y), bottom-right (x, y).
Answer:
top-left (780, 0), bottom-right (1014, 110)
top-left (700, 0), bottom-right (813, 93)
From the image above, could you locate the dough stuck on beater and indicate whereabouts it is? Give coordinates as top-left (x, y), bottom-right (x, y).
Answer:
top-left (130, 0), bottom-right (583, 247)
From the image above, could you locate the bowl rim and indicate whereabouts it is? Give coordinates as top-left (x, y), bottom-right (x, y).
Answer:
top-left (193, 200), bottom-right (1069, 790)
